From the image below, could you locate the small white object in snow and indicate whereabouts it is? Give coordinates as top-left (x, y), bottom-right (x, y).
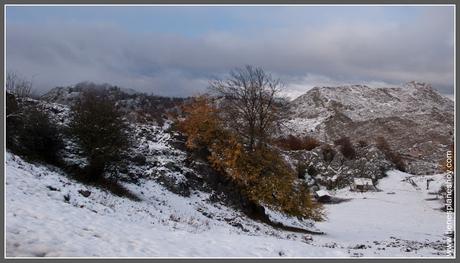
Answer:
top-left (351, 178), bottom-right (376, 192)
top-left (353, 178), bottom-right (373, 186)
top-left (315, 190), bottom-right (331, 198)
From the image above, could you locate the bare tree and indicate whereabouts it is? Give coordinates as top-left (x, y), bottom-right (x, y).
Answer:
top-left (6, 71), bottom-right (33, 98)
top-left (209, 65), bottom-right (287, 151)
top-left (6, 72), bottom-right (18, 93)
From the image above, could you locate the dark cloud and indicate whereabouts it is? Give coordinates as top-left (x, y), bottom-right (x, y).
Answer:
top-left (6, 7), bottom-right (454, 97)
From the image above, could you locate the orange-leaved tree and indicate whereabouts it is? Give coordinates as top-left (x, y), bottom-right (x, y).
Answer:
top-left (178, 82), bottom-right (323, 220)
top-left (178, 96), bottom-right (222, 151)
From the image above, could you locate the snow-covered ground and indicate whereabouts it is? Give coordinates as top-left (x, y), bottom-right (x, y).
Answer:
top-left (4, 152), bottom-right (342, 258)
top-left (315, 171), bottom-right (452, 257)
top-left (5, 152), bottom-right (453, 258)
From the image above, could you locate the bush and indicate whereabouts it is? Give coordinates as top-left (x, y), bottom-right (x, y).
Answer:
top-left (6, 94), bottom-right (63, 164)
top-left (322, 145), bottom-right (336, 163)
top-left (307, 166), bottom-right (318, 177)
top-left (303, 136), bottom-right (322, 151)
top-left (177, 96), bottom-right (222, 152)
top-left (6, 93), bottom-right (20, 147)
top-left (249, 160), bottom-right (323, 220)
top-left (357, 140), bottom-right (368, 148)
top-left (296, 162), bottom-right (308, 179)
top-left (218, 146), bottom-right (323, 220)
top-left (376, 136), bottom-right (406, 172)
top-left (334, 137), bottom-right (356, 159)
top-left (275, 135), bottom-right (321, 151)
top-left (70, 88), bottom-right (131, 181)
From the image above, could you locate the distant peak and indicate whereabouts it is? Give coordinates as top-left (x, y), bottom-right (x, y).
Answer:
top-left (311, 84), bottom-right (371, 90)
top-left (403, 81), bottom-right (432, 90)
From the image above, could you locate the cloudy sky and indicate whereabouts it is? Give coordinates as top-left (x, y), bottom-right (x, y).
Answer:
top-left (6, 5), bottom-right (455, 98)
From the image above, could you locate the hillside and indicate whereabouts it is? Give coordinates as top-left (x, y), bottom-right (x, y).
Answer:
top-left (6, 151), bottom-right (450, 257)
top-left (284, 82), bottom-right (454, 175)
top-left (41, 83), bottom-right (185, 125)
top-left (5, 83), bottom-right (453, 257)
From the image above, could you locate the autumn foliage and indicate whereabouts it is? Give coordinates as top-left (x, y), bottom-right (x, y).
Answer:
top-left (178, 96), bottom-right (323, 220)
top-left (275, 134), bottom-right (321, 151)
top-left (178, 96), bottom-right (222, 151)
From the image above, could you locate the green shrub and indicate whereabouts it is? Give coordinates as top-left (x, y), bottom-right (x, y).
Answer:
top-left (6, 94), bottom-right (63, 164)
top-left (70, 88), bottom-right (131, 180)
top-left (322, 145), bottom-right (336, 163)
top-left (296, 162), bottom-right (308, 179)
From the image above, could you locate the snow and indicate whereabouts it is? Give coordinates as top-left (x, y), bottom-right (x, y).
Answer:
top-left (5, 152), bottom-right (453, 258)
top-left (315, 190), bottom-right (330, 198)
top-left (315, 170), bottom-right (452, 257)
top-left (353, 178), bottom-right (373, 186)
top-left (14, 82), bottom-right (452, 257)
top-left (284, 82), bottom-right (454, 137)
top-left (262, 205), bottom-right (320, 233)
top-left (283, 116), bottom-right (327, 136)
top-left (5, 152), bottom-right (343, 257)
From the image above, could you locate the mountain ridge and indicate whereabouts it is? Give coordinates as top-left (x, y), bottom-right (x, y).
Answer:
top-left (284, 81), bottom-right (454, 175)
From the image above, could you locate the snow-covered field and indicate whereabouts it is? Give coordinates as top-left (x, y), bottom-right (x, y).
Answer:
top-left (5, 152), bottom-right (454, 258)
top-left (315, 171), bottom-right (452, 257)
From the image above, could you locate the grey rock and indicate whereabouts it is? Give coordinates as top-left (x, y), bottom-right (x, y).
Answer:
top-left (78, 190), bottom-right (91, 198)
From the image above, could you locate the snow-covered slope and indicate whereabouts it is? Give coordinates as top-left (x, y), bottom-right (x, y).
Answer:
top-left (5, 89), bottom-right (454, 258)
top-left (284, 82), bottom-right (454, 175)
top-left (5, 152), bottom-right (343, 257)
top-left (5, 152), bottom-right (452, 257)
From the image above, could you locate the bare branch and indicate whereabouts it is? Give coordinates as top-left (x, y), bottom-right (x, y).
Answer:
top-left (6, 71), bottom-right (33, 98)
top-left (208, 65), bottom-right (287, 151)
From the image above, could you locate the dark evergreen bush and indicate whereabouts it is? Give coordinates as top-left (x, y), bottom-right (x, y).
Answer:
top-left (70, 88), bottom-right (131, 181)
top-left (334, 136), bottom-right (356, 160)
top-left (6, 93), bottom-right (63, 164)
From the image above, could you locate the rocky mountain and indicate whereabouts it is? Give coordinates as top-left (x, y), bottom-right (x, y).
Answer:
top-left (284, 81), bottom-right (454, 175)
